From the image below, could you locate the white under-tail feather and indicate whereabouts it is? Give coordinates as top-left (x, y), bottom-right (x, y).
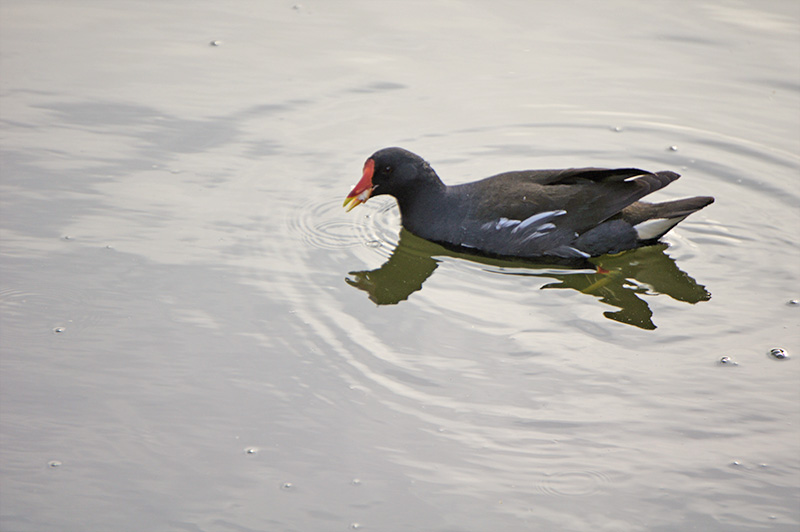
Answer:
top-left (633, 216), bottom-right (687, 240)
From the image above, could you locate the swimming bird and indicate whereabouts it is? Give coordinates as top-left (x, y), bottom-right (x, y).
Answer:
top-left (344, 147), bottom-right (714, 260)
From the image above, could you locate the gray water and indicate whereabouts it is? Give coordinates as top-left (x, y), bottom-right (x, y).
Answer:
top-left (1, 2), bottom-right (798, 531)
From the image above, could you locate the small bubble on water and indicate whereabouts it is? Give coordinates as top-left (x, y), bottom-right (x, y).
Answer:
top-left (209, 40), bottom-right (222, 46)
top-left (732, 460), bottom-right (741, 466)
top-left (53, 327), bottom-right (65, 333)
top-left (769, 348), bottom-right (789, 360)
top-left (62, 235), bottom-right (73, 240)
top-left (350, 523), bottom-right (361, 530)
top-left (613, 126), bottom-right (623, 132)
top-left (351, 478), bottom-right (361, 486)
top-left (788, 299), bottom-right (799, 306)
top-left (281, 482), bottom-right (293, 490)
top-left (719, 356), bottom-right (737, 365)
top-left (669, 145), bottom-right (678, 151)
top-left (48, 460), bottom-right (62, 468)
top-left (245, 447), bottom-right (258, 455)
top-left (365, 240), bottom-right (381, 248)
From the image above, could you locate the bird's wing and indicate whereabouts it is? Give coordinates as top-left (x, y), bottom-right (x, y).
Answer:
top-left (457, 168), bottom-right (681, 258)
top-left (483, 167), bottom-right (653, 186)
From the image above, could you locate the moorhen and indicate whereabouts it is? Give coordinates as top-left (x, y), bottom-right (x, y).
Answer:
top-left (343, 147), bottom-right (714, 260)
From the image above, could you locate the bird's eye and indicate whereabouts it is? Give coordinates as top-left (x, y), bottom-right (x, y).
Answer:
top-left (384, 165), bottom-right (393, 174)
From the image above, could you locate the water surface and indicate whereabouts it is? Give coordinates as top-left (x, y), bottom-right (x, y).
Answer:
top-left (1, 1), bottom-right (798, 531)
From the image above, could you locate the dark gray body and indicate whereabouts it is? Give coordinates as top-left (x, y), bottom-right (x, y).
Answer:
top-left (366, 148), bottom-right (714, 260)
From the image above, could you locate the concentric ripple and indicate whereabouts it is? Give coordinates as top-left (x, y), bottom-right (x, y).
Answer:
top-left (289, 195), bottom-right (401, 257)
top-left (288, 197), bottom-right (367, 250)
top-left (536, 469), bottom-right (616, 497)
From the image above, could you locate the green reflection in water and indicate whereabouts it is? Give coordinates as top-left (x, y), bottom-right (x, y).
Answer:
top-left (346, 229), bottom-right (710, 330)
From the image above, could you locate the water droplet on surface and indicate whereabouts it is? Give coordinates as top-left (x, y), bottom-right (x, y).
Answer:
top-left (48, 460), bottom-right (62, 468)
top-left (53, 327), bottom-right (65, 333)
top-left (669, 145), bottom-right (678, 151)
top-left (769, 348), bottom-right (789, 360)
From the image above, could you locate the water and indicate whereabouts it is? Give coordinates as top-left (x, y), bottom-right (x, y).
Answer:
top-left (1, 1), bottom-right (798, 531)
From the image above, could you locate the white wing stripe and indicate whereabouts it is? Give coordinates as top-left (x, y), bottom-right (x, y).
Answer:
top-left (512, 210), bottom-right (566, 233)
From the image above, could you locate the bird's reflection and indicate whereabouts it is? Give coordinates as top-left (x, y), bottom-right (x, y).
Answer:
top-left (346, 229), bottom-right (710, 330)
